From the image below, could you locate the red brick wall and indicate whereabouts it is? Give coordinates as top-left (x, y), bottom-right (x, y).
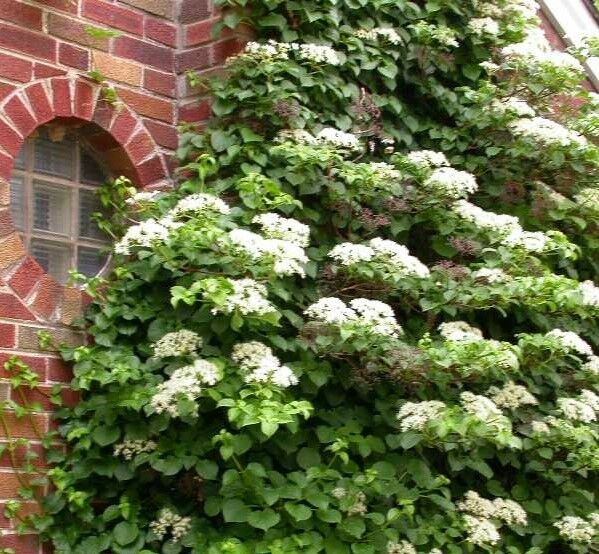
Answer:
top-left (0, 1), bottom-right (245, 552)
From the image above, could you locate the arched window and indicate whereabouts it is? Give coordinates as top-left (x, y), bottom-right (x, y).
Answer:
top-left (10, 125), bottom-right (111, 283)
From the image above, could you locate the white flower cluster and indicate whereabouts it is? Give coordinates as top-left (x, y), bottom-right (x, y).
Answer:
top-left (386, 541), bottom-right (416, 554)
top-left (406, 150), bottom-right (449, 169)
top-left (125, 190), bottom-right (163, 205)
top-left (296, 43), bottom-right (340, 65)
top-left (488, 381), bottom-right (537, 409)
top-left (502, 228), bottom-right (551, 253)
top-left (240, 40), bottom-right (341, 65)
top-left (509, 117), bottom-right (587, 148)
top-left (227, 228), bottom-right (309, 277)
top-left (370, 162), bottom-right (403, 181)
top-left (316, 127), bottom-right (362, 151)
top-left (217, 278), bottom-right (276, 316)
top-left (252, 213), bottom-right (310, 247)
top-left (546, 329), bottom-right (594, 356)
top-left (582, 356), bottom-right (599, 375)
top-left (575, 187), bottom-right (599, 213)
top-left (557, 390), bottom-right (599, 423)
top-left (459, 491), bottom-right (528, 546)
top-left (113, 439), bottom-right (157, 460)
top-left (171, 193), bottom-right (231, 218)
top-left (438, 321), bottom-right (483, 342)
top-left (477, 0), bottom-right (539, 19)
top-left (488, 97), bottom-right (536, 118)
top-left (150, 508), bottom-right (192, 542)
top-left (452, 200), bottom-right (520, 235)
top-left (328, 238), bottom-right (429, 278)
top-left (468, 17), bottom-right (500, 36)
top-left (472, 267), bottom-right (510, 283)
top-left (355, 27), bottom-right (403, 45)
top-left (276, 129), bottom-right (318, 145)
top-left (347, 492), bottom-right (368, 516)
top-left (231, 341), bottom-right (298, 388)
top-left (304, 297), bottom-right (403, 337)
top-left (152, 330), bottom-right (202, 358)
top-left (115, 217), bottom-right (181, 255)
top-left (460, 392), bottom-right (503, 421)
top-left (579, 280), bottom-right (599, 308)
top-left (422, 167), bottom-right (478, 199)
top-left (150, 359), bottom-right (221, 417)
top-left (554, 516), bottom-right (596, 543)
top-left (396, 400), bottom-right (446, 431)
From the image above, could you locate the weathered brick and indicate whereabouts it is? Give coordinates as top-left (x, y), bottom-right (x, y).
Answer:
top-left (126, 130), bottom-right (156, 163)
top-left (0, 0), bottom-right (43, 31)
top-left (34, 63), bottom-right (65, 79)
top-left (0, 84), bottom-right (16, 104)
top-left (36, 0), bottom-right (77, 13)
top-left (117, 88), bottom-right (174, 122)
top-left (92, 100), bottom-right (117, 130)
top-left (4, 96), bottom-right (36, 137)
top-left (0, 412), bottom-right (48, 440)
top-left (83, 0), bottom-right (144, 35)
top-left (0, 152), bottom-right (12, 180)
top-left (93, 51), bottom-right (142, 87)
top-left (176, 45), bottom-right (211, 72)
top-left (59, 43), bottom-right (90, 71)
top-left (113, 36), bottom-right (174, 72)
top-left (179, 98), bottom-right (211, 123)
top-left (0, 323), bottom-right (16, 348)
top-left (136, 155), bottom-right (167, 184)
top-left (179, 0), bottom-right (211, 23)
top-left (212, 37), bottom-right (245, 65)
top-left (59, 287), bottom-right (82, 326)
top-left (185, 17), bottom-right (220, 47)
top-left (0, 209), bottom-right (13, 238)
top-left (74, 80), bottom-right (97, 121)
top-left (143, 69), bottom-right (176, 98)
top-left (0, 120), bottom-right (23, 158)
top-left (144, 118), bottom-right (178, 149)
top-left (29, 275), bottom-right (62, 319)
top-left (25, 83), bottom-right (54, 126)
top-left (47, 13), bottom-right (109, 51)
top-left (121, 0), bottom-right (176, 19)
top-left (10, 385), bottom-right (72, 411)
top-left (46, 357), bottom-right (72, 383)
top-left (0, 352), bottom-right (46, 379)
top-left (8, 258), bottom-right (44, 299)
top-left (145, 17), bottom-right (177, 47)
top-left (0, 181), bottom-right (8, 206)
top-left (17, 326), bottom-right (85, 352)
top-left (0, 23), bottom-right (56, 62)
top-left (110, 109), bottom-right (138, 144)
top-left (0, 234), bottom-right (25, 269)
top-left (51, 79), bottom-right (73, 117)
top-left (0, 293), bottom-right (35, 321)
top-left (0, 52), bottom-right (32, 83)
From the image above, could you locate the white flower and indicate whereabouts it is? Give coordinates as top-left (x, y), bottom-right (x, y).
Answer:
top-left (460, 391), bottom-right (503, 421)
top-left (241, 40), bottom-right (290, 62)
top-left (554, 516), bottom-right (595, 543)
top-left (509, 117), bottom-right (587, 148)
top-left (152, 330), bottom-right (202, 358)
top-left (328, 243), bottom-right (375, 266)
top-left (489, 97), bottom-right (536, 118)
top-left (463, 515), bottom-right (501, 546)
top-left (114, 217), bottom-right (181, 255)
top-left (150, 359), bottom-right (221, 417)
top-left (369, 238), bottom-right (430, 278)
top-left (406, 150), bottom-right (449, 169)
top-left (171, 193), bottom-right (231, 218)
top-left (438, 321), bottom-right (483, 342)
top-left (488, 381), bottom-right (537, 409)
top-left (304, 297), bottom-right (358, 325)
top-left (252, 213), bottom-right (310, 247)
top-left (582, 356), bottom-right (599, 375)
top-left (296, 43), bottom-right (341, 65)
top-left (316, 127), bottom-right (362, 151)
top-left (468, 17), bottom-right (500, 36)
top-left (580, 389), bottom-right (599, 411)
top-left (557, 398), bottom-right (596, 423)
top-left (452, 200), bottom-right (520, 235)
top-left (546, 329), bottom-right (594, 356)
top-left (114, 439), bottom-right (157, 460)
top-left (349, 298), bottom-right (403, 337)
top-left (472, 267), bottom-right (510, 283)
top-left (355, 27), bottom-right (403, 45)
top-left (397, 400), bottom-right (446, 431)
top-left (423, 167), bottom-right (478, 199)
top-left (493, 498), bottom-right (528, 526)
top-left (332, 487), bottom-right (347, 499)
top-left (502, 228), bottom-right (550, 253)
top-left (126, 190), bottom-right (163, 205)
top-left (232, 341), bottom-right (298, 387)
top-left (370, 162), bottom-right (402, 181)
top-left (150, 508), bottom-right (192, 542)
top-left (218, 278), bottom-right (277, 316)
top-left (386, 541), bottom-right (416, 554)
top-left (531, 419), bottom-right (551, 434)
top-left (575, 188), bottom-right (599, 213)
top-left (458, 491), bottom-right (497, 519)
top-left (579, 280), bottom-right (599, 308)
top-left (276, 129), bottom-right (318, 145)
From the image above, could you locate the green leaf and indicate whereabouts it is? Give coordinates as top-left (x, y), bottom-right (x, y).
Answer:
top-left (222, 499), bottom-right (250, 523)
top-left (297, 447), bottom-right (321, 469)
top-left (196, 459), bottom-right (219, 480)
top-left (285, 502), bottom-right (312, 521)
top-left (92, 426), bottom-right (120, 447)
top-left (113, 522), bottom-right (138, 546)
top-left (248, 508), bottom-right (280, 530)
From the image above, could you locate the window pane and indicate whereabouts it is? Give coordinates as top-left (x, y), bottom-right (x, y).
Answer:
top-left (14, 145), bottom-right (26, 170)
top-left (9, 175), bottom-right (25, 231)
top-left (30, 239), bottom-right (72, 283)
top-left (34, 134), bottom-right (75, 179)
top-left (78, 247), bottom-right (109, 277)
top-left (81, 151), bottom-right (106, 185)
top-left (32, 181), bottom-right (71, 235)
top-left (79, 190), bottom-right (106, 240)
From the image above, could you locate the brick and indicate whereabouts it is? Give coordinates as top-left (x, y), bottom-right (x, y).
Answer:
top-left (5, 96), bottom-right (36, 137)
top-left (0, 209), bottom-right (13, 237)
top-left (59, 287), bottom-right (82, 325)
top-left (51, 79), bottom-right (73, 117)
top-left (145, 17), bottom-right (177, 47)
top-left (0, 501), bottom-right (44, 527)
top-left (0, 412), bottom-right (48, 440)
top-left (37, 0), bottom-right (77, 13)
top-left (0, 353), bottom-right (46, 379)
top-left (92, 100), bottom-right (117, 130)
top-left (179, 99), bottom-right (211, 123)
top-left (0, 181), bottom-right (8, 206)
top-left (117, 88), bottom-right (174, 122)
top-left (25, 83), bottom-right (54, 126)
top-left (0, 23), bottom-right (55, 62)
top-left (17, 326), bottom-right (84, 352)
top-left (46, 357), bottom-right (72, 383)
top-left (9, 258), bottom-right (45, 299)
top-left (11, 385), bottom-right (54, 411)
top-left (136, 155), bottom-right (167, 185)
top-left (0, 152), bottom-right (12, 181)
top-left (0, 0), bottom-right (42, 30)
top-left (126, 130), bottom-right (155, 163)
top-left (74, 80), bottom-right (97, 121)
top-left (93, 51), bottom-right (142, 87)
top-left (113, 36), bottom-right (174, 72)
top-left (0, 52), bottom-right (32, 83)
top-left (121, 0), bottom-right (176, 19)
top-left (144, 69), bottom-right (176, 98)
top-left (83, 0), bottom-right (143, 35)
top-left (0, 120), bottom-right (23, 158)
top-left (176, 45), bottom-right (211, 72)
top-left (0, 323), bottom-right (15, 348)
top-left (0, 531), bottom-right (42, 553)
top-left (0, 234), bottom-right (25, 269)
top-left (180, 0), bottom-right (211, 23)
top-left (0, 83), bottom-right (16, 104)
top-left (0, 292), bottom-right (35, 321)
top-left (29, 275), bottom-right (62, 319)
top-left (185, 17), bottom-right (220, 47)
top-left (47, 13), bottom-right (109, 51)
top-left (33, 64), bottom-right (65, 79)
top-left (110, 109), bottom-right (138, 144)
top-left (59, 43), bottom-right (89, 71)
top-left (144, 119), bottom-right (177, 149)
top-left (212, 37), bottom-right (245, 65)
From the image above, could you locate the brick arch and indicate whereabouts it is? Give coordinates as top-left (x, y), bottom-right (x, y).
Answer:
top-left (0, 76), bottom-right (170, 324)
